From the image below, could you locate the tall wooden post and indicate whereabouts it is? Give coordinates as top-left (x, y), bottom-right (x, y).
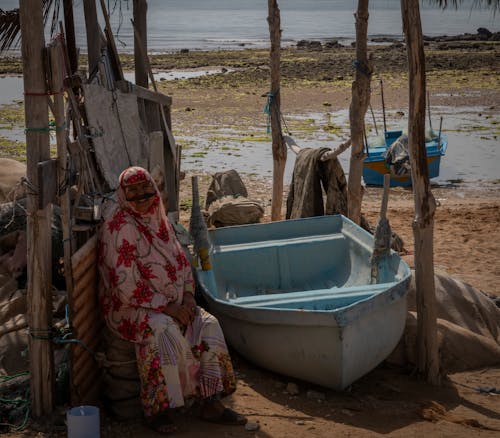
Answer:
top-left (63, 0), bottom-right (78, 74)
top-left (83, 0), bottom-right (101, 76)
top-left (267, 0), bottom-right (287, 221)
top-left (401, 0), bottom-right (440, 385)
top-left (19, 0), bottom-right (54, 416)
top-left (49, 39), bottom-right (74, 298)
top-left (347, 0), bottom-right (372, 225)
top-left (133, 0), bottom-right (148, 88)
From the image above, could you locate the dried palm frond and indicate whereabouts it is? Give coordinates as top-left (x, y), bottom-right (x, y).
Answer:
top-left (0, 0), bottom-right (61, 53)
top-left (426, 0), bottom-right (499, 12)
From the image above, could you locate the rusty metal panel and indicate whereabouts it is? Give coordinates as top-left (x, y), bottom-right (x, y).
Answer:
top-left (69, 234), bottom-right (103, 405)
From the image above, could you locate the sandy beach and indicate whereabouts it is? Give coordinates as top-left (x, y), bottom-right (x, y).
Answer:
top-left (1, 38), bottom-right (499, 437)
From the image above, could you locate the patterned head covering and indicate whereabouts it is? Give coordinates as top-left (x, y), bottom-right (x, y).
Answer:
top-left (117, 166), bottom-right (162, 218)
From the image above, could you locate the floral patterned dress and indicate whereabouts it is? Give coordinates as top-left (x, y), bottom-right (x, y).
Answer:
top-left (98, 167), bottom-right (236, 418)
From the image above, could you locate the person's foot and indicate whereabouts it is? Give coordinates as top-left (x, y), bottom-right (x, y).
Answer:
top-left (200, 399), bottom-right (247, 425)
top-left (145, 412), bottom-right (178, 435)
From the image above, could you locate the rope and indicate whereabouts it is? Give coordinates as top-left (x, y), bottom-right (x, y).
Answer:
top-left (352, 59), bottom-right (372, 77)
top-left (24, 121), bottom-right (66, 134)
top-left (263, 90), bottom-right (292, 136)
top-left (0, 374), bottom-right (30, 432)
top-left (263, 91), bottom-right (274, 135)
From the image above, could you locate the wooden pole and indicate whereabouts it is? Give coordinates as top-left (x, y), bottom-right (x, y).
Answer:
top-left (19, 0), bottom-right (54, 416)
top-left (401, 0), bottom-right (440, 385)
top-left (83, 0), bottom-right (101, 76)
top-left (267, 0), bottom-right (287, 221)
top-left (131, 19), bottom-right (179, 214)
top-left (347, 0), bottom-right (372, 225)
top-left (49, 39), bottom-right (74, 299)
top-left (133, 0), bottom-right (148, 88)
top-left (63, 0), bottom-right (78, 74)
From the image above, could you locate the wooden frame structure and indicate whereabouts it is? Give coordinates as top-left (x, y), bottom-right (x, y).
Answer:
top-left (19, 0), bottom-right (179, 416)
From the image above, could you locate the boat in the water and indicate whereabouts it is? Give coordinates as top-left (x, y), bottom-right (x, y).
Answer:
top-left (196, 215), bottom-right (411, 390)
top-left (363, 129), bottom-right (448, 187)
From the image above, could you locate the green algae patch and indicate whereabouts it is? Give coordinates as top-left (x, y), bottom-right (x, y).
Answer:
top-left (0, 103), bottom-right (25, 126)
top-left (0, 136), bottom-right (26, 162)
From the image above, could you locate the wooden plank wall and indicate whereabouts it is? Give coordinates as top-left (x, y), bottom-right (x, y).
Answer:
top-left (70, 234), bottom-right (103, 405)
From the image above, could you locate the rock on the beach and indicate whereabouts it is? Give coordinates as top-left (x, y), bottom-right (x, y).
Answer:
top-left (245, 422), bottom-right (260, 431)
top-left (286, 382), bottom-right (299, 395)
top-left (306, 390), bottom-right (326, 401)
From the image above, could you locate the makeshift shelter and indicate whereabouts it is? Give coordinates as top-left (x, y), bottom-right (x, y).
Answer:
top-left (11, 0), bottom-right (179, 417)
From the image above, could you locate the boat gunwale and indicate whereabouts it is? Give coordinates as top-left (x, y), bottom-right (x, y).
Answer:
top-left (197, 214), bottom-right (412, 328)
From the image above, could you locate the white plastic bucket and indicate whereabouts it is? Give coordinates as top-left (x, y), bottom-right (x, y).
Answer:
top-left (67, 405), bottom-right (100, 438)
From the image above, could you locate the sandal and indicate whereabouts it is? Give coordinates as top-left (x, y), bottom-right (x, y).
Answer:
top-left (145, 412), bottom-right (178, 435)
top-left (202, 407), bottom-right (247, 425)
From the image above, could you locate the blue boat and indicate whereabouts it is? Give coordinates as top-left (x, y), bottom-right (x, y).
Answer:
top-left (363, 129), bottom-right (448, 187)
top-left (196, 215), bottom-right (411, 390)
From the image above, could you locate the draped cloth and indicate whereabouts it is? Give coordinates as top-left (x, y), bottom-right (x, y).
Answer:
top-left (98, 167), bottom-right (236, 418)
top-left (286, 148), bottom-right (348, 219)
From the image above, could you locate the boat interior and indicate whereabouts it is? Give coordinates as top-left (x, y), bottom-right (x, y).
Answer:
top-left (200, 216), bottom-right (409, 311)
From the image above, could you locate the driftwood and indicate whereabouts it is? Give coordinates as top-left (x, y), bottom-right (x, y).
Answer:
top-left (284, 136), bottom-right (352, 162)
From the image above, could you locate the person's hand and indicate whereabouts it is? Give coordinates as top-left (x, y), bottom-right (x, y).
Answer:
top-left (182, 293), bottom-right (197, 321)
top-left (164, 302), bottom-right (192, 327)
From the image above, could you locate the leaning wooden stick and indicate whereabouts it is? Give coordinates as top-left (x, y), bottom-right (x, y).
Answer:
top-left (283, 135), bottom-right (301, 155)
top-left (320, 139), bottom-right (352, 161)
top-left (370, 173), bottom-right (391, 284)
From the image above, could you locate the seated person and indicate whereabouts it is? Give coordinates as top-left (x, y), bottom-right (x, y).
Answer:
top-left (98, 166), bottom-right (246, 434)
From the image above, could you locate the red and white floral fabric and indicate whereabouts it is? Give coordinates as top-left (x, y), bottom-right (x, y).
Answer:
top-left (98, 167), bottom-right (236, 418)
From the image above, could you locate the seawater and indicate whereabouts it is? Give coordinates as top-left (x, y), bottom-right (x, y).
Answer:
top-left (0, 0), bottom-right (498, 52)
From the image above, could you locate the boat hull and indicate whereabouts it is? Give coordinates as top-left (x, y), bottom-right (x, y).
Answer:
top-left (363, 130), bottom-right (447, 187)
top-left (196, 215), bottom-right (411, 390)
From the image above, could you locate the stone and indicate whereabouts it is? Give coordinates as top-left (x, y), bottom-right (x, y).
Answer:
top-left (306, 390), bottom-right (326, 401)
top-left (245, 422), bottom-right (260, 432)
top-left (286, 382), bottom-right (299, 395)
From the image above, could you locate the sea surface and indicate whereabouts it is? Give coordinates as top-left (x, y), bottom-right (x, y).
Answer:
top-left (1, 0), bottom-right (498, 52)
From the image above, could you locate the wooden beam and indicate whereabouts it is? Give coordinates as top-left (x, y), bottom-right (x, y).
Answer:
top-left (267, 0), bottom-right (287, 221)
top-left (83, 0), bottom-right (102, 76)
top-left (37, 159), bottom-right (58, 209)
top-left (133, 0), bottom-right (148, 88)
top-left (115, 80), bottom-right (172, 107)
top-left (49, 39), bottom-right (75, 304)
top-left (19, 0), bottom-right (54, 417)
top-left (401, 0), bottom-right (440, 385)
top-left (63, 0), bottom-right (78, 74)
top-left (99, 0), bottom-right (124, 81)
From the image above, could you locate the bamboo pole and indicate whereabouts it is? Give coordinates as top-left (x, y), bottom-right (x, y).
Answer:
top-left (133, 0), bottom-right (148, 88)
top-left (267, 0), bottom-right (287, 221)
top-left (347, 0), bottom-right (372, 225)
top-left (401, 0), bottom-right (440, 385)
top-left (19, 0), bottom-right (54, 416)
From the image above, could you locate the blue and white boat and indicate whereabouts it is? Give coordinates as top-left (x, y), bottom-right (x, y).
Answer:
top-left (363, 129), bottom-right (448, 187)
top-left (196, 215), bottom-right (411, 390)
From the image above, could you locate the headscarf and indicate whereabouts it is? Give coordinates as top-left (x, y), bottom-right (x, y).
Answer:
top-left (98, 166), bottom-right (194, 343)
